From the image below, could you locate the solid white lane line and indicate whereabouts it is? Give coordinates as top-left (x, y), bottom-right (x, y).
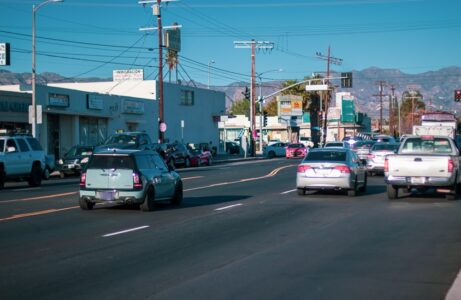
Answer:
top-left (215, 203), bottom-right (243, 211)
top-left (1, 191), bottom-right (78, 204)
top-left (281, 189), bottom-right (297, 195)
top-left (102, 226), bottom-right (150, 237)
top-left (182, 176), bottom-right (203, 180)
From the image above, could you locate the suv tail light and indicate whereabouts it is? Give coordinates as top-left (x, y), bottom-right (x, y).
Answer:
top-left (297, 165), bottom-right (312, 173)
top-left (334, 165), bottom-right (350, 173)
top-left (384, 158), bottom-right (389, 172)
top-left (133, 172), bottom-right (143, 189)
top-left (80, 172), bottom-right (86, 188)
top-left (448, 159), bottom-right (454, 173)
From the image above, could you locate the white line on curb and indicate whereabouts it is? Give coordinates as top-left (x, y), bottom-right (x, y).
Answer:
top-left (215, 203), bottom-right (243, 211)
top-left (102, 225), bottom-right (150, 237)
top-left (281, 189), bottom-right (297, 195)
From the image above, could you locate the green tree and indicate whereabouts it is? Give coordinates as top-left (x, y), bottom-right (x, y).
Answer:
top-left (400, 90), bottom-right (425, 134)
top-left (263, 99), bottom-right (278, 116)
top-left (230, 99), bottom-right (250, 117)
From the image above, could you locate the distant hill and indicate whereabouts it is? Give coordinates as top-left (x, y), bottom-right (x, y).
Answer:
top-left (1, 67), bottom-right (461, 116)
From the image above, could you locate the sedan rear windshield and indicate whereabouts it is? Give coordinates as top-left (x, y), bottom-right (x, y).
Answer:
top-left (401, 138), bottom-right (452, 154)
top-left (372, 144), bottom-right (399, 151)
top-left (288, 144), bottom-right (304, 148)
top-left (304, 151), bottom-right (347, 162)
top-left (88, 155), bottom-right (135, 170)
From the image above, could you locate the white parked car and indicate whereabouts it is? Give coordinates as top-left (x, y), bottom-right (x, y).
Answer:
top-left (299, 137), bottom-right (314, 148)
top-left (263, 142), bottom-right (287, 158)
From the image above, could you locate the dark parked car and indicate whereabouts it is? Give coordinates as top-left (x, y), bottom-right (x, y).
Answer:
top-left (225, 141), bottom-right (240, 154)
top-left (96, 132), bottom-right (152, 152)
top-left (58, 145), bottom-right (94, 177)
top-left (167, 143), bottom-right (192, 168)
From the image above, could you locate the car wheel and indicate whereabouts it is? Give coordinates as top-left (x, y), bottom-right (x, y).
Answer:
top-left (42, 167), bottom-right (51, 180)
top-left (79, 197), bottom-right (94, 210)
top-left (28, 163), bottom-right (42, 187)
top-left (59, 172), bottom-right (65, 179)
top-left (347, 178), bottom-right (358, 197)
top-left (446, 179), bottom-right (459, 201)
top-left (359, 173), bottom-right (367, 193)
top-left (185, 157), bottom-right (190, 168)
top-left (387, 184), bottom-right (398, 200)
top-left (268, 151), bottom-right (275, 159)
top-left (207, 157), bottom-right (212, 166)
top-left (140, 186), bottom-right (156, 212)
top-left (297, 188), bottom-right (305, 196)
top-left (0, 166), bottom-right (5, 190)
top-left (171, 181), bottom-right (183, 206)
top-left (196, 159), bottom-right (202, 167)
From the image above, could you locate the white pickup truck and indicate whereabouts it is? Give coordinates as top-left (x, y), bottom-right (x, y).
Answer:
top-left (384, 135), bottom-right (461, 200)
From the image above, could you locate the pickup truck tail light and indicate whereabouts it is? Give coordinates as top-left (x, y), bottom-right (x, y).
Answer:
top-left (384, 158), bottom-right (389, 172)
top-left (79, 172), bottom-right (86, 188)
top-left (334, 165), bottom-right (351, 173)
top-left (133, 172), bottom-right (143, 190)
top-left (448, 159), bottom-right (454, 173)
top-left (297, 165), bottom-right (312, 173)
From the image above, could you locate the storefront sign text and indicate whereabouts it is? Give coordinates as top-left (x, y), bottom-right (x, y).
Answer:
top-left (87, 94), bottom-right (104, 110)
top-left (48, 93), bottom-right (69, 107)
top-left (122, 99), bottom-right (144, 114)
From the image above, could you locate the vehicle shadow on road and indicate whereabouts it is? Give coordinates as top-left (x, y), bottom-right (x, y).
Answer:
top-left (163, 195), bottom-right (252, 210)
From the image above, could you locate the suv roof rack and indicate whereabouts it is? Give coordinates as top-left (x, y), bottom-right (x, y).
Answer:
top-left (0, 129), bottom-right (32, 136)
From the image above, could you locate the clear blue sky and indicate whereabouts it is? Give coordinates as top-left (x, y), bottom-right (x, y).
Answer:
top-left (0, 0), bottom-right (460, 86)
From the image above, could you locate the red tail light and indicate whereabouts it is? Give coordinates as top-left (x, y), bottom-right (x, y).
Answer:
top-left (297, 165), bottom-right (312, 173)
top-left (367, 154), bottom-right (375, 159)
top-left (133, 172), bottom-right (143, 189)
top-left (384, 158), bottom-right (389, 172)
top-left (80, 172), bottom-right (86, 187)
top-left (334, 165), bottom-right (350, 173)
top-left (448, 159), bottom-right (454, 173)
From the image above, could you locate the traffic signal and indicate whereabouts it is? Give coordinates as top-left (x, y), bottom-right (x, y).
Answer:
top-left (455, 90), bottom-right (461, 102)
top-left (341, 72), bottom-right (353, 88)
top-left (242, 87), bottom-right (250, 100)
top-left (263, 111), bottom-right (268, 127)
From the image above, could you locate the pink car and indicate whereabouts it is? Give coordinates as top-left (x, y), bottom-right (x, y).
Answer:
top-left (286, 143), bottom-right (307, 159)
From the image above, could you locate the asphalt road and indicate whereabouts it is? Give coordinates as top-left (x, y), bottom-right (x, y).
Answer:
top-left (1, 158), bottom-right (461, 300)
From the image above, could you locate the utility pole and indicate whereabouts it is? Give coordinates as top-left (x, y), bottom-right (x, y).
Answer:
top-left (316, 46), bottom-right (342, 145)
top-left (139, 0), bottom-right (180, 143)
top-left (389, 85), bottom-right (395, 136)
top-left (373, 81), bottom-right (387, 133)
top-left (234, 40), bottom-right (274, 156)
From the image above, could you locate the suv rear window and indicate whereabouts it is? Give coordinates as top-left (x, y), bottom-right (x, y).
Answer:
top-left (26, 138), bottom-right (43, 151)
top-left (88, 155), bottom-right (135, 170)
top-left (0, 140), bottom-right (4, 152)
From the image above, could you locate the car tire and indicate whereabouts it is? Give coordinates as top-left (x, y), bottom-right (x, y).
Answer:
top-left (79, 197), bottom-right (94, 210)
top-left (359, 173), bottom-right (367, 193)
top-left (185, 157), bottom-right (190, 168)
top-left (446, 180), bottom-right (460, 201)
top-left (387, 184), bottom-right (398, 200)
top-left (28, 163), bottom-right (42, 187)
top-left (268, 151), bottom-right (275, 159)
top-left (42, 167), bottom-right (51, 180)
top-left (59, 172), bottom-right (65, 179)
top-left (171, 181), bottom-right (183, 206)
top-left (347, 178), bottom-right (358, 197)
top-left (297, 188), bottom-right (305, 196)
top-left (0, 166), bottom-right (5, 190)
top-left (207, 157), bottom-right (212, 166)
top-left (140, 187), bottom-right (156, 212)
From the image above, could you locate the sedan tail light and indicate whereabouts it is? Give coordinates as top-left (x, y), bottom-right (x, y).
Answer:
top-left (297, 165), bottom-right (312, 173)
top-left (334, 165), bottom-right (350, 173)
top-left (448, 159), bottom-right (454, 173)
top-left (133, 172), bottom-right (143, 190)
top-left (79, 172), bottom-right (86, 188)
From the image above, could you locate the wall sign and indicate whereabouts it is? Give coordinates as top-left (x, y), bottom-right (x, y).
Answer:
top-left (87, 94), bottom-right (104, 110)
top-left (48, 93), bottom-right (69, 107)
top-left (122, 99), bottom-right (144, 114)
top-left (0, 43), bottom-right (10, 66)
top-left (113, 69), bottom-right (144, 81)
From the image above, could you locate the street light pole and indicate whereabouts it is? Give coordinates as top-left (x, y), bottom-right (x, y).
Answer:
top-left (32, 0), bottom-right (63, 138)
top-left (208, 60), bottom-right (215, 89)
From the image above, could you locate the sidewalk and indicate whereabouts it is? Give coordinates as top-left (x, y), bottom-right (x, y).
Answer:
top-left (213, 152), bottom-right (264, 164)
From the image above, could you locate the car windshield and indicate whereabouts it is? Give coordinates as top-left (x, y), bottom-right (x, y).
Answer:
top-left (104, 134), bottom-right (137, 145)
top-left (304, 151), bottom-right (347, 162)
top-left (372, 144), bottom-right (399, 151)
top-left (401, 137), bottom-right (452, 154)
top-left (325, 142), bottom-right (344, 147)
top-left (65, 146), bottom-right (93, 157)
top-left (352, 141), bottom-right (373, 149)
top-left (289, 143), bottom-right (304, 148)
top-left (88, 155), bottom-right (135, 170)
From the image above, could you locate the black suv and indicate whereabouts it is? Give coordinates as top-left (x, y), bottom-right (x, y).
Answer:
top-left (151, 143), bottom-right (191, 168)
top-left (96, 132), bottom-right (152, 152)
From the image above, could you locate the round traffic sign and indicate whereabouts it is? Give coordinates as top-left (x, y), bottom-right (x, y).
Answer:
top-left (159, 122), bottom-right (167, 132)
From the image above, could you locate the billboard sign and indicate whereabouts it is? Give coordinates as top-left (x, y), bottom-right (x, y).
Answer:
top-left (277, 95), bottom-right (303, 116)
top-left (113, 69), bottom-right (144, 81)
top-left (0, 43), bottom-right (10, 66)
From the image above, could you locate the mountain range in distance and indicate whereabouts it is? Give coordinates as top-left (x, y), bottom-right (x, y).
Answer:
top-left (1, 66), bottom-right (460, 117)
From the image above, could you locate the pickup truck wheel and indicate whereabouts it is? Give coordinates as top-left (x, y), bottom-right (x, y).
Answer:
top-left (140, 187), bottom-right (156, 212)
top-left (79, 197), bottom-right (94, 210)
top-left (387, 184), bottom-right (398, 200)
top-left (170, 181), bottom-right (183, 206)
top-left (297, 188), bottom-right (305, 196)
top-left (28, 163), bottom-right (42, 187)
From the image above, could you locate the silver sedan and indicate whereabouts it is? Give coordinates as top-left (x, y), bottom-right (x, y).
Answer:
top-left (296, 148), bottom-right (367, 196)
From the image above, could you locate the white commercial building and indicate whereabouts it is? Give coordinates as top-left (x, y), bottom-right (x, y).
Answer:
top-left (0, 80), bottom-right (225, 158)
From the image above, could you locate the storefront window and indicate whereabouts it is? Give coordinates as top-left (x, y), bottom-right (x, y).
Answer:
top-left (80, 117), bottom-right (107, 146)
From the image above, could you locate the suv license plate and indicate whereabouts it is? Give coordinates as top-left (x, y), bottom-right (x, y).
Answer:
top-left (411, 177), bottom-right (425, 184)
top-left (97, 191), bottom-right (118, 201)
